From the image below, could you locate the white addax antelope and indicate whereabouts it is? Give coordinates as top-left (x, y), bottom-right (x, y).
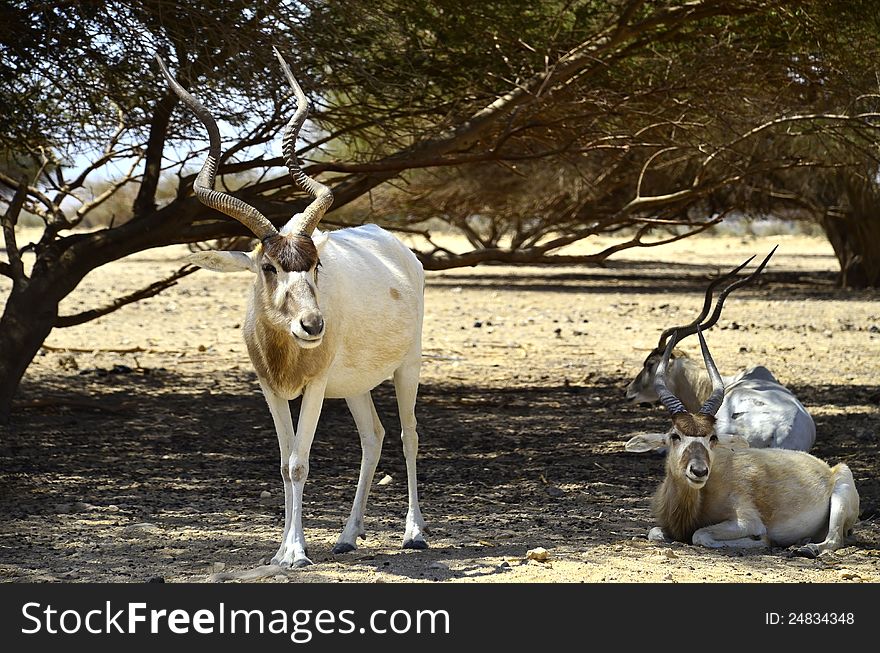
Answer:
top-left (158, 50), bottom-right (428, 568)
top-left (625, 248), bottom-right (816, 451)
top-left (625, 328), bottom-right (859, 557)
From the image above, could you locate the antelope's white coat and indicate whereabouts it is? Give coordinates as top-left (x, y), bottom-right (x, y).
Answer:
top-left (191, 223), bottom-right (428, 567)
top-left (626, 354), bottom-right (816, 451)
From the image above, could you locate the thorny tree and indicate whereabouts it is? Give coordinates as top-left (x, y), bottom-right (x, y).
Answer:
top-left (1, 0), bottom-right (879, 422)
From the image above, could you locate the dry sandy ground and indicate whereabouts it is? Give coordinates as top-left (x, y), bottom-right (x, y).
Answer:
top-left (1, 230), bottom-right (878, 584)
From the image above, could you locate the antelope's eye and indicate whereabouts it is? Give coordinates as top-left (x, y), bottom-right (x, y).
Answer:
top-left (669, 433), bottom-right (681, 442)
top-left (262, 263), bottom-right (277, 274)
top-left (709, 434), bottom-right (719, 443)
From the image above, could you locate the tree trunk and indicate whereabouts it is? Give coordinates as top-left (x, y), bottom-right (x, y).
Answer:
top-left (821, 189), bottom-right (880, 289)
top-left (0, 283), bottom-right (61, 424)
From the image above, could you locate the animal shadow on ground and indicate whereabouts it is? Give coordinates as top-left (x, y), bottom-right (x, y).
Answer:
top-left (0, 365), bottom-right (878, 581)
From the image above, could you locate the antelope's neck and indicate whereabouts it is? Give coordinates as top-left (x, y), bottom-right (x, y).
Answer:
top-left (653, 472), bottom-right (704, 543)
top-left (243, 309), bottom-right (333, 399)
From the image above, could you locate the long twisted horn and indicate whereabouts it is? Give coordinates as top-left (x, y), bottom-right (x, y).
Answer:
top-left (273, 47), bottom-right (334, 236)
top-left (656, 246), bottom-right (777, 349)
top-left (654, 331), bottom-right (688, 416)
top-left (657, 255), bottom-right (753, 349)
top-left (155, 55), bottom-right (278, 241)
top-left (696, 327), bottom-right (725, 416)
top-left (696, 245), bottom-right (777, 332)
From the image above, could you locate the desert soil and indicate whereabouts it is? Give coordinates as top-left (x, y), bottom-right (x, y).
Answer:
top-left (1, 230), bottom-right (878, 583)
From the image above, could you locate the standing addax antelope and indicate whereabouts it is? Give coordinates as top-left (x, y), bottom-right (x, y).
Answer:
top-left (157, 50), bottom-right (428, 568)
top-left (625, 328), bottom-right (859, 557)
top-left (625, 247), bottom-right (816, 451)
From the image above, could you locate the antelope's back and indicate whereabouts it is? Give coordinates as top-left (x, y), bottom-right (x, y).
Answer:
top-left (323, 224), bottom-right (424, 298)
top-left (716, 373), bottom-right (816, 451)
top-left (318, 225), bottom-right (424, 397)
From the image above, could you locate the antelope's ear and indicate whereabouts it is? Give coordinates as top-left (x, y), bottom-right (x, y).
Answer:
top-left (186, 251), bottom-right (256, 273)
top-left (625, 432), bottom-right (668, 453)
top-left (718, 433), bottom-right (750, 450)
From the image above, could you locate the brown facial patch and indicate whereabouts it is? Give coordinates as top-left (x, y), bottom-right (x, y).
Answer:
top-left (263, 234), bottom-right (318, 273)
top-left (389, 288), bottom-right (401, 300)
top-left (671, 413), bottom-right (716, 438)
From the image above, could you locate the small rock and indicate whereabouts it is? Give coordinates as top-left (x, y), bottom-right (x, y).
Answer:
top-left (869, 325), bottom-right (880, 333)
top-left (123, 523), bottom-right (162, 536)
top-left (377, 474), bottom-right (393, 486)
top-left (473, 321), bottom-right (482, 328)
top-left (212, 562), bottom-right (226, 573)
top-left (259, 490), bottom-right (272, 503)
top-left (838, 570), bottom-right (860, 581)
top-left (497, 561), bottom-right (510, 569)
top-left (198, 344), bottom-right (207, 352)
top-left (526, 547), bottom-right (551, 562)
top-left (663, 549), bottom-right (678, 559)
top-left (273, 574), bottom-right (288, 582)
top-left (663, 573), bottom-right (675, 582)
top-left (57, 355), bottom-right (78, 371)
top-left (147, 576), bottom-right (165, 583)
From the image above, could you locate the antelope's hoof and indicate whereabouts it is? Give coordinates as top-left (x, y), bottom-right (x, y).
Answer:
top-left (332, 542), bottom-right (357, 555)
top-left (793, 544), bottom-right (820, 559)
top-left (290, 557), bottom-right (314, 568)
top-left (403, 537), bottom-right (429, 550)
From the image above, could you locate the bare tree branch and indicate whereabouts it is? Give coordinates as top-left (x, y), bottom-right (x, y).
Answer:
top-left (54, 265), bottom-right (198, 328)
top-left (1, 178), bottom-right (30, 286)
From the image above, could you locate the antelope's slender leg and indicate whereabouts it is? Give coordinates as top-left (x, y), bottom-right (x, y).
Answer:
top-left (393, 359), bottom-right (428, 549)
top-left (795, 464), bottom-right (860, 558)
top-left (692, 513), bottom-right (769, 549)
top-left (334, 392), bottom-right (385, 554)
top-left (276, 377), bottom-right (327, 568)
top-left (259, 380), bottom-right (296, 565)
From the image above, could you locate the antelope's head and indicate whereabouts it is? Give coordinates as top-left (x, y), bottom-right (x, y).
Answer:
top-left (624, 247), bottom-right (777, 405)
top-left (625, 348), bottom-right (681, 405)
top-left (158, 49), bottom-right (333, 349)
top-left (625, 329), bottom-right (747, 488)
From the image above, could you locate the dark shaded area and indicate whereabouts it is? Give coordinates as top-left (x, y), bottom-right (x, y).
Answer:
top-left (1, 364), bottom-right (877, 581)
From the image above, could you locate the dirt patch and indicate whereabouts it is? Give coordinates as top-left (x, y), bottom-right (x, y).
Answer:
top-left (1, 233), bottom-right (878, 583)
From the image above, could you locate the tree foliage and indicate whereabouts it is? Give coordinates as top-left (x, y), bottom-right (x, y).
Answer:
top-left (1, 0), bottom-right (879, 421)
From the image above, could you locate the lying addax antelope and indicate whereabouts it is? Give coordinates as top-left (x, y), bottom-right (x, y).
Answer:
top-left (625, 247), bottom-right (816, 451)
top-left (625, 329), bottom-right (859, 557)
top-left (158, 50), bottom-right (428, 568)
